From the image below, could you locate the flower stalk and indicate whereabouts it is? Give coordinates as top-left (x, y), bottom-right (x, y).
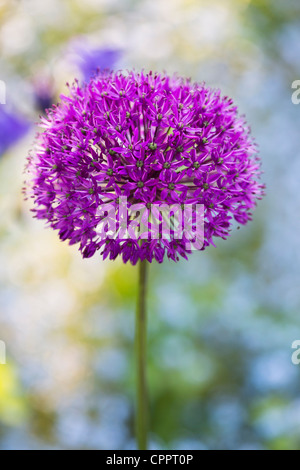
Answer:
top-left (135, 259), bottom-right (148, 450)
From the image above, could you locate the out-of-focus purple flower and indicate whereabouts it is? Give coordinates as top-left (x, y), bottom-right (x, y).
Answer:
top-left (33, 76), bottom-right (55, 114)
top-left (25, 71), bottom-right (265, 264)
top-left (73, 45), bottom-right (120, 82)
top-left (0, 107), bottom-right (29, 156)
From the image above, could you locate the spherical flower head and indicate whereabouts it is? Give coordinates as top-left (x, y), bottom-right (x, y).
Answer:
top-left (25, 71), bottom-right (265, 265)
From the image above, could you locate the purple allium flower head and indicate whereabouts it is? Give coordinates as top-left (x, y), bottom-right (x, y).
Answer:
top-left (73, 45), bottom-right (120, 82)
top-left (0, 107), bottom-right (29, 156)
top-left (25, 71), bottom-right (264, 264)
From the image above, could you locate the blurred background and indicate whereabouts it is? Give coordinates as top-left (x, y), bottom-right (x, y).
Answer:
top-left (0, 0), bottom-right (299, 450)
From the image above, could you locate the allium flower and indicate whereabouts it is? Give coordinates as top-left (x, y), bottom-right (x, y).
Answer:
top-left (0, 107), bottom-right (29, 157)
top-left (25, 71), bottom-right (264, 264)
top-left (73, 45), bottom-right (121, 82)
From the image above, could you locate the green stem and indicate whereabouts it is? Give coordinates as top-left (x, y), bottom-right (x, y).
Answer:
top-left (135, 259), bottom-right (148, 450)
